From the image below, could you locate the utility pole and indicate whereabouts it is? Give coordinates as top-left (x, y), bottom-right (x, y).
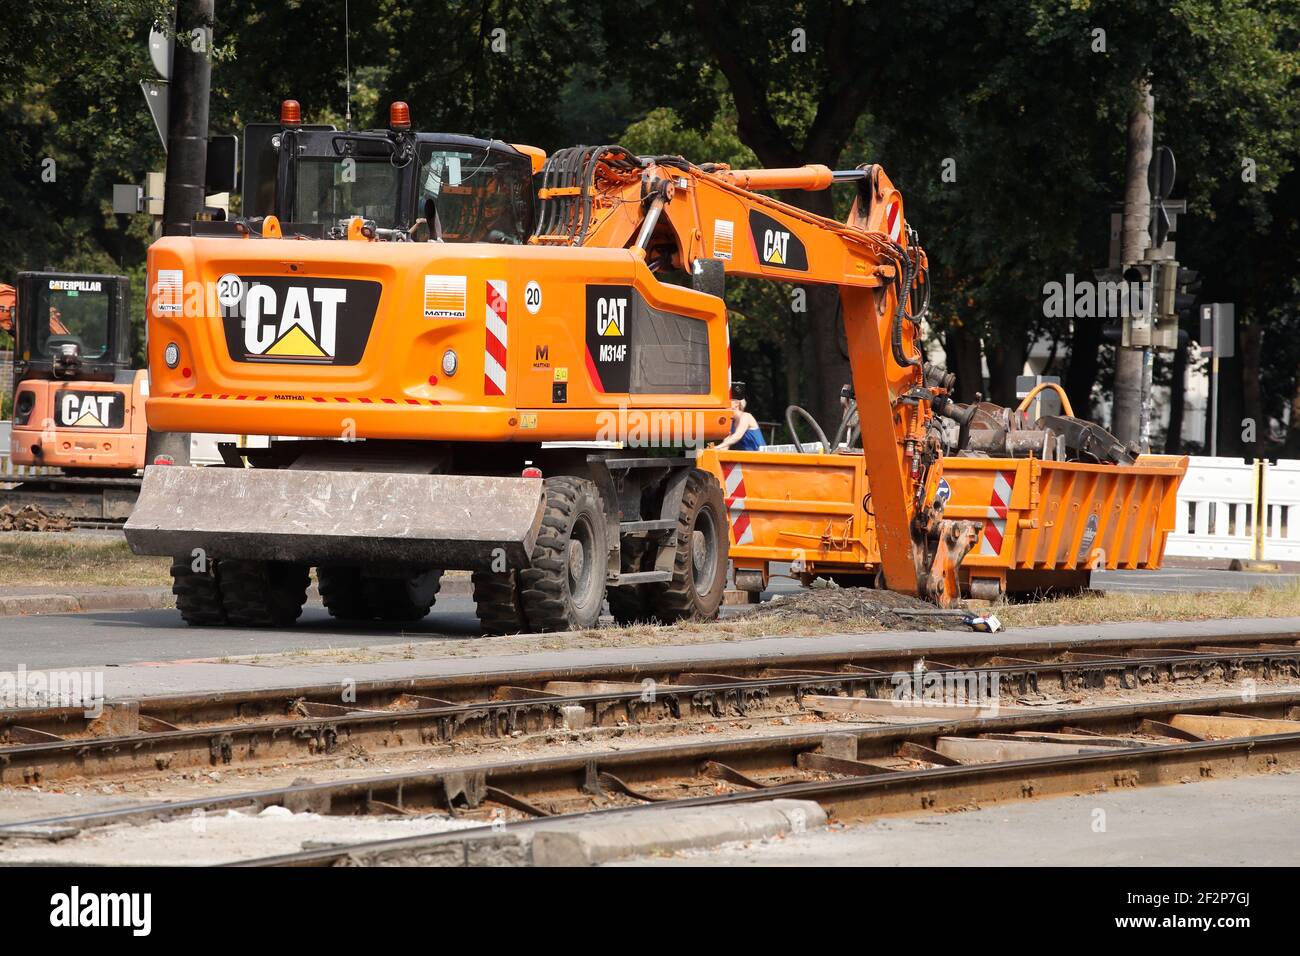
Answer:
top-left (162, 0), bottom-right (213, 237)
top-left (1112, 80), bottom-right (1153, 447)
top-left (148, 0), bottom-right (212, 467)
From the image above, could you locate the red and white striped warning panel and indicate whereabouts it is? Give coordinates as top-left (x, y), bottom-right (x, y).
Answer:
top-left (722, 461), bottom-right (754, 546)
top-left (484, 279), bottom-right (508, 397)
top-left (977, 469), bottom-right (1016, 556)
top-left (884, 200), bottom-right (902, 242)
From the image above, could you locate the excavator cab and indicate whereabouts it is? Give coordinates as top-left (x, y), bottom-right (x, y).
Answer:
top-left (12, 273), bottom-right (131, 385)
top-left (239, 101), bottom-right (535, 241)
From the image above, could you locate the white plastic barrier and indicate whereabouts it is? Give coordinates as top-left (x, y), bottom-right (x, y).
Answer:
top-left (1166, 456), bottom-right (1300, 562)
top-left (1166, 457), bottom-right (1258, 560)
top-left (1265, 459), bottom-right (1300, 562)
top-left (189, 433), bottom-right (272, 466)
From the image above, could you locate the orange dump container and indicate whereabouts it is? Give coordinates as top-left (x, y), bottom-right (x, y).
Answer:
top-left (697, 449), bottom-right (1188, 599)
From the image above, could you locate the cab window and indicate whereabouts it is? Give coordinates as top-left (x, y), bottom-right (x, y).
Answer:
top-left (417, 145), bottom-right (533, 242)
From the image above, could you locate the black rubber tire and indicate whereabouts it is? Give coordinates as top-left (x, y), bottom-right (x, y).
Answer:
top-left (319, 566), bottom-right (442, 622)
top-left (170, 557), bottom-right (226, 626)
top-left (471, 570), bottom-right (530, 635)
top-left (646, 469), bottom-right (728, 622)
top-left (519, 476), bottom-right (608, 632)
top-left (317, 566), bottom-right (369, 620)
top-left (606, 543), bottom-right (654, 625)
top-left (363, 570), bottom-right (442, 622)
top-left (219, 559), bottom-right (311, 627)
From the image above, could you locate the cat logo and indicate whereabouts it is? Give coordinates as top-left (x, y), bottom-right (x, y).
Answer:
top-left (221, 277), bottom-right (380, 366)
top-left (56, 391), bottom-right (123, 428)
top-left (244, 285), bottom-right (345, 359)
top-left (748, 210), bottom-right (808, 271)
top-left (761, 229), bottom-right (791, 265)
top-left (585, 285), bottom-right (634, 393)
top-left (596, 296), bottom-right (626, 337)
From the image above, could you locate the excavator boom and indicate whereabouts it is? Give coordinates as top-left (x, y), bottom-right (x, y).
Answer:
top-left (532, 147), bottom-right (965, 597)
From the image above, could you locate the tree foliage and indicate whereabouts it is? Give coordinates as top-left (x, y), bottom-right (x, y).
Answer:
top-left (1, 0), bottom-right (1297, 453)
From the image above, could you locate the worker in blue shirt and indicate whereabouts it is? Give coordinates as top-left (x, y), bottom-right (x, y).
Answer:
top-left (714, 381), bottom-right (766, 451)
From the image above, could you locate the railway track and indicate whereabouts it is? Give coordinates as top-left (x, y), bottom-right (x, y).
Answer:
top-left (0, 474), bottom-right (139, 528)
top-left (5, 690), bottom-right (1299, 866)
top-left (1, 632), bottom-right (1298, 787)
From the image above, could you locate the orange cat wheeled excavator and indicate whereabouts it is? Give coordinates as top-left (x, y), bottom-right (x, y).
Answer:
top-left (123, 99), bottom-right (977, 629)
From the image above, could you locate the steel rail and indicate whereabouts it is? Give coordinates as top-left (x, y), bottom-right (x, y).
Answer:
top-left (4, 689), bottom-right (1298, 854)
top-left (5, 630), bottom-right (1298, 737)
top-left (2, 641), bottom-right (1299, 787)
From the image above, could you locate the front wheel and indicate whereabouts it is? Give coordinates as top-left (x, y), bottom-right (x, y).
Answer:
top-left (519, 476), bottom-right (608, 632)
top-left (646, 469), bottom-right (728, 622)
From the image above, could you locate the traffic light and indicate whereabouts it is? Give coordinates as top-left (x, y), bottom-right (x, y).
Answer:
top-left (1161, 266), bottom-right (1201, 351)
top-left (1151, 262), bottom-right (1177, 350)
top-left (1120, 264), bottom-right (1152, 348)
top-left (1175, 266), bottom-right (1202, 312)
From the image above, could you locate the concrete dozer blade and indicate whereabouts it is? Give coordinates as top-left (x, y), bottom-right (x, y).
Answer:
top-left (124, 466), bottom-right (546, 569)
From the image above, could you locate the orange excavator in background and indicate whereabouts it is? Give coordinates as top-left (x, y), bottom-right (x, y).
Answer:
top-left (124, 99), bottom-right (1179, 630)
top-left (1, 272), bottom-right (149, 524)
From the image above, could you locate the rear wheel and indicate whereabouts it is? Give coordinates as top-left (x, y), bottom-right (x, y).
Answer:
top-left (364, 569), bottom-right (442, 622)
top-left (646, 470), bottom-right (728, 622)
top-left (520, 476), bottom-right (608, 632)
top-left (220, 559), bottom-right (311, 627)
top-left (318, 565), bottom-right (442, 621)
top-left (317, 566), bottom-right (369, 620)
top-left (170, 557), bottom-right (226, 626)
top-left (472, 570), bottom-right (530, 635)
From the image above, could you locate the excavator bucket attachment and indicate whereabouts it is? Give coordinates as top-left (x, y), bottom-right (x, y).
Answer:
top-left (124, 466), bottom-right (546, 569)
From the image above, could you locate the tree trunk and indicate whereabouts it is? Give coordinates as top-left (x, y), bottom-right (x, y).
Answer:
top-left (1288, 365), bottom-right (1300, 457)
top-left (1215, 353), bottom-right (1244, 457)
top-left (985, 336), bottom-right (1026, 408)
top-left (1165, 338), bottom-right (1187, 454)
top-left (1112, 80), bottom-right (1154, 445)
top-left (1065, 318), bottom-right (1103, 420)
top-left (944, 326), bottom-right (985, 402)
top-left (1240, 316), bottom-right (1264, 457)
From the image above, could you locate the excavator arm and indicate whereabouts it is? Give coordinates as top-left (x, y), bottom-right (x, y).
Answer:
top-left (532, 148), bottom-right (974, 601)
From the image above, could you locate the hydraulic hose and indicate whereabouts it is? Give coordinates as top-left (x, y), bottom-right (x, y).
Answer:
top-left (785, 404), bottom-right (832, 454)
top-left (890, 242), bottom-right (921, 369)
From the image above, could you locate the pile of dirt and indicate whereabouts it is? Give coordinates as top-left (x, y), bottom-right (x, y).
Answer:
top-left (0, 504), bottom-right (73, 532)
top-left (736, 585), bottom-right (971, 632)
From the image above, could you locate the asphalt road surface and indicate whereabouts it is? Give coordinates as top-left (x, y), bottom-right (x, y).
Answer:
top-left (1, 566), bottom-right (1295, 670)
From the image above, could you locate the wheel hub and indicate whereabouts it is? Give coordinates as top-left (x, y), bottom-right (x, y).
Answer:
top-left (691, 509), bottom-right (719, 590)
top-left (568, 538), bottom-right (586, 583)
